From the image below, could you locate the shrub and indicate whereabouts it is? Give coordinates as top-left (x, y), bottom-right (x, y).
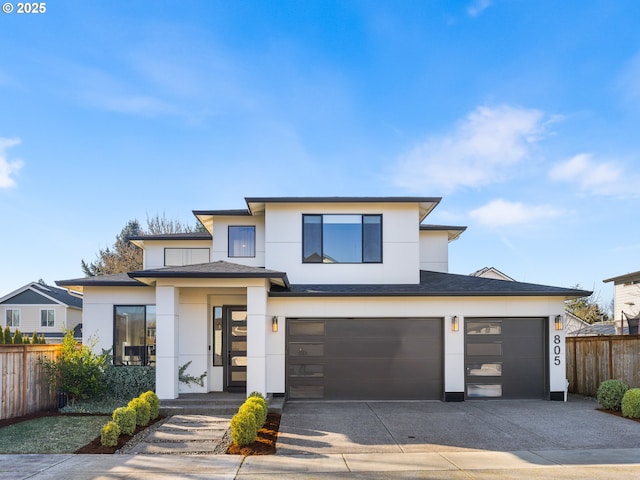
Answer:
top-left (31, 331), bottom-right (39, 344)
top-left (245, 397), bottom-right (268, 427)
top-left (230, 408), bottom-right (257, 446)
top-left (12, 329), bottom-right (23, 344)
top-left (128, 397), bottom-right (151, 426)
top-left (3, 327), bottom-right (12, 345)
top-left (100, 421), bottom-right (121, 447)
top-left (39, 330), bottom-right (108, 405)
top-left (248, 391), bottom-right (265, 400)
top-left (113, 406), bottom-right (137, 435)
top-left (140, 391), bottom-right (160, 420)
top-left (103, 364), bottom-right (155, 400)
top-left (597, 379), bottom-right (628, 411)
top-left (622, 389), bottom-right (640, 419)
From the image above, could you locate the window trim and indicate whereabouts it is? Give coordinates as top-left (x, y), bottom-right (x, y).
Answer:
top-left (5, 308), bottom-right (20, 327)
top-left (40, 308), bottom-right (55, 328)
top-left (302, 214), bottom-right (383, 264)
top-left (228, 225), bottom-right (256, 258)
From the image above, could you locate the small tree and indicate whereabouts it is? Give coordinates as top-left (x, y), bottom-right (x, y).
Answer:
top-left (12, 329), bottom-right (23, 344)
top-left (3, 327), bottom-right (11, 344)
top-left (39, 330), bottom-right (108, 404)
top-left (31, 331), bottom-right (39, 344)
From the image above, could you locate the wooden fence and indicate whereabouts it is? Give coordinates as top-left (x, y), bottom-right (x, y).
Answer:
top-left (0, 345), bottom-right (62, 420)
top-left (566, 336), bottom-right (640, 397)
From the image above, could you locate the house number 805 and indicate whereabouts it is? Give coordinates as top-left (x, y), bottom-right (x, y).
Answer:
top-left (553, 334), bottom-right (561, 366)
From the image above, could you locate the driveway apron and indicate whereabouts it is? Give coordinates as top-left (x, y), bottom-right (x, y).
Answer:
top-left (276, 396), bottom-right (640, 455)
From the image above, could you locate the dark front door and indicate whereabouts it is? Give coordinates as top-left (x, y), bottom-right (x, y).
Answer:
top-left (225, 306), bottom-right (247, 392)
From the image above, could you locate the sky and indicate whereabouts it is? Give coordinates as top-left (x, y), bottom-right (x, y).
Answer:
top-left (1, 0), bottom-right (639, 310)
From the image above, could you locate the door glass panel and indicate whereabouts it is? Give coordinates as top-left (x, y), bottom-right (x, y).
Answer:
top-left (232, 326), bottom-right (247, 336)
top-left (467, 363), bottom-right (502, 376)
top-left (467, 384), bottom-right (502, 398)
top-left (289, 343), bottom-right (324, 356)
top-left (232, 311), bottom-right (247, 321)
top-left (231, 356), bottom-right (247, 366)
top-left (213, 306), bottom-right (223, 366)
top-left (467, 321), bottom-right (502, 335)
top-left (231, 341), bottom-right (247, 351)
top-left (288, 364), bottom-right (324, 377)
top-left (467, 342), bottom-right (502, 356)
top-left (231, 372), bottom-right (247, 382)
top-left (290, 322), bottom-right (325, 336)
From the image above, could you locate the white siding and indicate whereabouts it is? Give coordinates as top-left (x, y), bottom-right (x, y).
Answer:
top-left (210, 216), bottom-right (266, 267)
top-left (142, 240), bottom-right (212, 269)
top-left (419, 230), bottom-right (449, 272)
top-left (613, 282), bottom-right (640, 321)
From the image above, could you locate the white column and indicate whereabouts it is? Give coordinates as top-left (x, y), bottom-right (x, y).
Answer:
top-left (156, 286), bottom-right (179, 399)
top-left (444, 315), bottom-right (465, 400)
top-left (246, 285), bottom-right (268, 397)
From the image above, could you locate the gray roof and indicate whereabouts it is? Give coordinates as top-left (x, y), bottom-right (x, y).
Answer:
top-left (129, 261), bottom-right (290, 287)
top-left (56, 273), bottom-right (147, 288)
top-left (128, 232), bottom-right (212, 241)
top-left (269, 270), bottom-right (591, 298)
top-left (603, 270), bottom-right (640, 284)
top-left (1, 282), bottom-right (83, 308)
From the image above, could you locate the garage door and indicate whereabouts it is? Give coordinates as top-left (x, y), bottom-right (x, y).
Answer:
top-left (287, 318), bottom-right (443, 400)
top-left (465, 318), bottom-right (546, 399)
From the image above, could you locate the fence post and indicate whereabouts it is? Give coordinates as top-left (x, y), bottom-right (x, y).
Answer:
top-left (608, 336), bottom-right (613, 380)
top-left (22, 345), bottom-right (27, 417)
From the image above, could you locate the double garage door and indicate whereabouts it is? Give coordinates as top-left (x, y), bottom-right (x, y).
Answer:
top-left (287, 318), bottom-right (443, 400)
top-left (286, 317), bottom-right (547, 401)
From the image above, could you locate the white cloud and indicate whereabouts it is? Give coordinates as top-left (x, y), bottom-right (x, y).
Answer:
top-left (549, 153), bottom-right (632, 196)
top-left (393, 104), bottom-right (547, 193)
top-left (469, 199), bottom-right (562, 228)
top-left (467, 0), bottom-right (493, 17)
top-left (0, 137), bottom-right (23, 189)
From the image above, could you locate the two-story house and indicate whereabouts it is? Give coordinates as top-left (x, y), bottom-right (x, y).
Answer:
top-left (1, 281), bottom-right (83, 342)
top-left (57, 197), bottom-right (588, 401)
top-left (603, 270), bottom-right (640, 334)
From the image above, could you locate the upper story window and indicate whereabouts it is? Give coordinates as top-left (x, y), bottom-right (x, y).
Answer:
top-left (40, 309), bottom-right (55, 327)
top-left (303, 214), bottom-right (382, 263)
top-left (5, 308), bottom-right (20, 327)
top-left (164, 248), bottom-right (210, 266)
top-left (229, 226), bottom-right (256, 257)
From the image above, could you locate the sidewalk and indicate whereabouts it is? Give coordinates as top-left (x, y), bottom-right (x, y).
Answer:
top-left (2, 448), bottom-right (640, 479)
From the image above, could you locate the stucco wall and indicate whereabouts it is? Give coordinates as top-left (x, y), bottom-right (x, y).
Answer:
top-left (419, 230), bottom-right (449, 273)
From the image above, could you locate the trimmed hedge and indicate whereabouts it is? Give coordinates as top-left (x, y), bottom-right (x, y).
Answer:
top-left (622, 389), bottom-right (640, 419)
top-left (128, 397), bottom-right (151, 426)
top-left (101, 421), bottom-right (121, 447)
top-left (230, 408), bottom-right (257, 446)
top-left (597, 379), bottom-right (629, 411)
top-left (140, 391), bottom-right (160, 420)
top-left (104, 365), bottom-right (155, 400)
top-left (245, 397), bottom-right (268, 427)
top-left (113, 406), bottom-right (137, 435)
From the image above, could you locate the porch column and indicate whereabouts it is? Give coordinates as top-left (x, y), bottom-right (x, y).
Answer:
top-left (444, 315), bottom-right (465, 401)
top-left (549, 314), bottom-right (567, 401)
top-left (246, 285), bottom-right (268, 397)
top-left (156, 286), bottom-right (179, 399)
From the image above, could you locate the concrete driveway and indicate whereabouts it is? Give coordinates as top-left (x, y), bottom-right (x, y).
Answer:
top-left (276, 395), bottom-right (640, 455)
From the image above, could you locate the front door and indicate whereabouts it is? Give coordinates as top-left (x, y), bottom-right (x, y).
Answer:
top-left (225, 306), bottom-right (247, 392)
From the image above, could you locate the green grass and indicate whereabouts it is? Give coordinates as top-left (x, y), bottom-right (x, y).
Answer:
top-left (0, 415), bottom-right (110, 453)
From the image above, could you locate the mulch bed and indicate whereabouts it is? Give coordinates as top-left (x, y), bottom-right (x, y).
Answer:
top-left (597, 408), bottom-right (640, 423)
top-left (75, 416), bottom-right (166, 454)
top-left (226, 413), bottom-right (280, 455)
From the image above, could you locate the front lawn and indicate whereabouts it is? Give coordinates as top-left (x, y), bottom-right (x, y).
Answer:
top-left (0, 415), bottom-right (109, 453)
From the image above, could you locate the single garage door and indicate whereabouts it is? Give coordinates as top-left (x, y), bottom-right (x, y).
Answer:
top-left (287, 318), bottom-right (443, 400)
top-left (465, 317), bottom-right (546, 399)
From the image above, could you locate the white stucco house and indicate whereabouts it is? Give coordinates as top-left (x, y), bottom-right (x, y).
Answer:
top-left (57, 197), bottom-right (588, 401)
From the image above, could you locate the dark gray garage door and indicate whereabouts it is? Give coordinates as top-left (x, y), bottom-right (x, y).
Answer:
top-left (465, 317), bottom-right (546, 399)
top-left (287, 318), bottom-right (443, 400)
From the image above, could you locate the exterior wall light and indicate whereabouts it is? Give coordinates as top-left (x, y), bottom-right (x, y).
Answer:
top-left (451, 316), bottom-right (459, 332)
top-left (555, 315), bottom-right (563, 331)
top-left (271, 316), bottom-right (279, 333)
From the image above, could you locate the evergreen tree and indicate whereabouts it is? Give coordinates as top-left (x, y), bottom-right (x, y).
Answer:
top-left (3, 327), bottom-right (11, 344)
top-left (31, 331), bottom-right (38, 344)
top-left (12, 329), bottom-right (23, 344)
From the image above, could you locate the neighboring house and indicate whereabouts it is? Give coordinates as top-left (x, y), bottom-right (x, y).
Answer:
top-left (57, 197), bottom-right (589, 401)
top-left (0, 281), bottom-right (83, 342)
top-left (563, 312), bottom-right (629, 336)
top-left (470, 267), bottom-right (515, 281)
top-left (603, 270), bottom-right (640, 334)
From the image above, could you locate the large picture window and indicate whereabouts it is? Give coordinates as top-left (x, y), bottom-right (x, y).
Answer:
top-left (114, 306), bottom-right (156, 366)
top-left (303, 214), bottom-right (382, 263)
top-left (228, 226), bottom-right (256, 257)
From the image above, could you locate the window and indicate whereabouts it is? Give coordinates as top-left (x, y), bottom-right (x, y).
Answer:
top-left (5, 309), bottom-right (20, 327)
top-left (228, 226), bottom-right (255, 257)
top-left (302, 214), bottom-right (382, 263)
top-left (40, 309), bottom-right (55, 327)
top-left (164, 248), bottom-right (210, 266)
top-left (114, 306), bottom-right (156, 366)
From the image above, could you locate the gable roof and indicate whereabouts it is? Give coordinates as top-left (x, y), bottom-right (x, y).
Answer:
top-left (420, 224), bottom-right (467, 241)
top-left (0, 282), bottom-right (83, 308)
top-left (470, 267), bottom-right (516, 282)
top-left (269, 270), bottom-right (590, 298)
top-left (128, 261), bottom-right (290, 288)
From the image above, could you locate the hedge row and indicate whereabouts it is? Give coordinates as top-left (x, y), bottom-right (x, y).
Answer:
top-left (100, 390), bottom-right (160, 447)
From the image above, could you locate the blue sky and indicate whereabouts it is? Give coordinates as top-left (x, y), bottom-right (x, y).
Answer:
top-left (1, 0), bottom-right (639, 309)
